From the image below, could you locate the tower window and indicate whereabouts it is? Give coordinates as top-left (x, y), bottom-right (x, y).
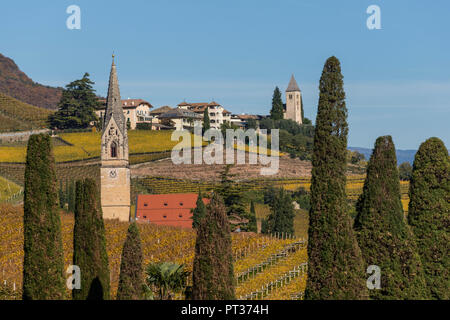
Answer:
top-left (289, 94), bottom-right (293, 99)
top-left (110, 142), bottom-right (118, 158)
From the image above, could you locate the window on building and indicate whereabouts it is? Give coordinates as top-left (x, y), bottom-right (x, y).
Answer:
top-left (289, 94), bottom-right (293, 99)
top-left (110, 142), bottom-right (117, 158)
top-left (144, 203), bottom-right (148, 207)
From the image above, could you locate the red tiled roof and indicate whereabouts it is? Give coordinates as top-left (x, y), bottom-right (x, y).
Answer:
top-left (98, 98), bottom-right (153, 109)
top-left (135, 193), bottom-right (210, 228)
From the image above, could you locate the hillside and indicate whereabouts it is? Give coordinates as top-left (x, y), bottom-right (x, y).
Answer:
top-left (0, 93), bottom-right (53, 133)
top-left (0, 53), bottom-right (62, 109)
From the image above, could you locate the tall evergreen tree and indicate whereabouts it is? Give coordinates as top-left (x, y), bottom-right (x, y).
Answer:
top-left (203, 109), bottom-right (211, 134)
top-left (58, 180), bottom-right (65, 209)
top-left (247, 200), bottom-right (257, 233)
top-left (48, 73), bottom-right (99, 129)
top-left (265, 188), bottom-right (295, 235)
top-left (72, 178), bottom-right (110, 300)
top-left (68, 180), bottom-right (76, 213)
top-left (408, 137), bottom-right (449, 299)
top-left (217, 165), bottom-right (247, 218)
top-left (270, 87), bottom-right (284, 120)
top-left (300, 95), bottom-right (305, 123)
top-left (192, 190), bottom-right (206, 229)
top-left (354, 136), bottom-right (427, 299)
top-left (192, 193), bottom-right (235, 299)
top-left (117, 222), bottom-right (144, 300)
top-left (305, 56), bottom-right (367, 300)
top-left (22, 134), bottom-right (65, 300)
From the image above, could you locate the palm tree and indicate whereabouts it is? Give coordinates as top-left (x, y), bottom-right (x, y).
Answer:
top-left (145, 262), bottom-right (190, 300)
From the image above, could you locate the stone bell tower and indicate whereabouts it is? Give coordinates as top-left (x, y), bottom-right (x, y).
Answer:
top-left (100, 55), bottom-right (130, 222)
top-left (284, 74), bottom-right (303, 124)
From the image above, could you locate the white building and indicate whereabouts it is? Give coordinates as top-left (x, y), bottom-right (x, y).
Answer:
top-left (96, 98), bottom-right (154, 130)
top-left (158, 108), bottom-right (203, 131)
top-left (177, 101), bottom-right (231, 130)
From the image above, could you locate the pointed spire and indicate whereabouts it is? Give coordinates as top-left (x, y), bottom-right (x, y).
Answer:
top-left (103, 55), bottom-right (126, 135)
top-left (286, 74), bottom-right (300, 92)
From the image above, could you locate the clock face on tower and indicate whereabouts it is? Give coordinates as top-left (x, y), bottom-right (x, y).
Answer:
top-left (109, 169), bottom-right (117, 179)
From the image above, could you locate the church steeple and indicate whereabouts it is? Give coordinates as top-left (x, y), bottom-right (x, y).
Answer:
top-left (100, 55), bottom-right (130, 222)
top-left (286, 74), bottom-right (300, 92)
top-left (103, 55), bottom-right (126, 136)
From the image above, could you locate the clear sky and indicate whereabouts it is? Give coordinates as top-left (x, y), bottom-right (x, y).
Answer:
top-left (1, 0), bottom-right (449, 149)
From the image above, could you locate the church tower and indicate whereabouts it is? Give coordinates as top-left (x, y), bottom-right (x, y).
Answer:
top-left (100, 55), bottom-right (130, 222)
top-left (284, 74), bottom-right (303, 124)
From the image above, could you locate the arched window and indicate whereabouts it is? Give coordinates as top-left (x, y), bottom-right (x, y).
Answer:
top-left (110, 142), bottom-right (118, 158)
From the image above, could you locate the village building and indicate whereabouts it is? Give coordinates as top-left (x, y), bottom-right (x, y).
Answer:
top-left (230, 114), bottom-right (263, 128)
top-left (96, 98), bottom-right (154, 130)
top-left (158, 108), bottom-right (203, 131)
top-left (135, 193), bottom-right (209, 228)
top-left (177, 101), bottom-right (231, 130)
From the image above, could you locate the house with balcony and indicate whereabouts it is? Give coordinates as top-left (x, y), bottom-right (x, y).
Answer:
top-left (96, 98), bottom-right (154, 130)
top-left (177, 101), bottom-right (231, 130)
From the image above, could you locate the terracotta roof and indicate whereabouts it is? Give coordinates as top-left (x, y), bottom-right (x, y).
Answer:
top-left (177, 101), bottom-right (222, 112)
top-left (98, 98), bottom-right (153, 109)
top-left (136, 193), bottom-right (210, 228)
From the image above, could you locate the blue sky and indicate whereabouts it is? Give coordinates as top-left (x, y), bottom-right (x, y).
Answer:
top-left (1, 0), bottom-right (449, 149)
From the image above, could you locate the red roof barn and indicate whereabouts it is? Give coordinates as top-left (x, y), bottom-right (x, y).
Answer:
top-left (135, 193), bottom-right (209, 228)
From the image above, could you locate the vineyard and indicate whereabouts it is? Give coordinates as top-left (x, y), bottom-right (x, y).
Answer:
top-left (0, 176), bottom-right (22, 202)
top-left (0, 130), bottom-right (201, 163)
top-left (0, 93), bottom-right (53, 133)
top-left (135, 176), bottom-right (410, 212)
top-left (0, 204), bottom-right (308, 300)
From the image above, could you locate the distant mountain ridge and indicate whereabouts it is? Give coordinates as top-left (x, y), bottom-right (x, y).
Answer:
top-left (0, 53), bottom-right (62, 109)
top-left (349, 146), bottom-right (417, 165)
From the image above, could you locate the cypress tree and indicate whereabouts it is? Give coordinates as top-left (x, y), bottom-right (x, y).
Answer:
top-left (68, 180), bottom-right (75, 213)
top-left (305, 56), bottom-right (367, 300)
top-left (247, 200), bottom-right (257, 233)
top-left (203, 109), bottom-right (211, 134)
top-left (192, 190), bottom-right (206, 229)
top-left (72, 178), bottom-right (110, 300)
top-left (58, 180), bottom-right (65, 209)
top-left (192, 193), bottom-right (235, 300)
top-left (117, 222), bottom-right (144, 300)
top-left (22, 134), bottom-right (65, 300)
top-left (408, 137), bottom-right (449, 299)
top-left (265, 188), bottom-right (295, 235)
top-left (354, 136), bottom-right (427, 299)
top-left (300, 95), bottom-right (305, 123)
top-left (270, 87), bottom-right (284, 120)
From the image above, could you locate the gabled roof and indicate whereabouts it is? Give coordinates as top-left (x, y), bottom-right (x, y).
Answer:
top-left (159, 108), bottom-right (203, 119)
top-left (286, 74), bottom-right (301, 92)
top-left (150, 105), bottom-right (173, 114)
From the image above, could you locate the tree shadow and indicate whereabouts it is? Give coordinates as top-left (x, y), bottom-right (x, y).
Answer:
top-left (87, 277), bottom-right (104, 300)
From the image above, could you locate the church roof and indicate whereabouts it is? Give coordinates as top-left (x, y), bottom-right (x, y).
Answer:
top-left (286, 74), bottom-right (300, 92)
top-left (103, 57), bottom-right (127, 136)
